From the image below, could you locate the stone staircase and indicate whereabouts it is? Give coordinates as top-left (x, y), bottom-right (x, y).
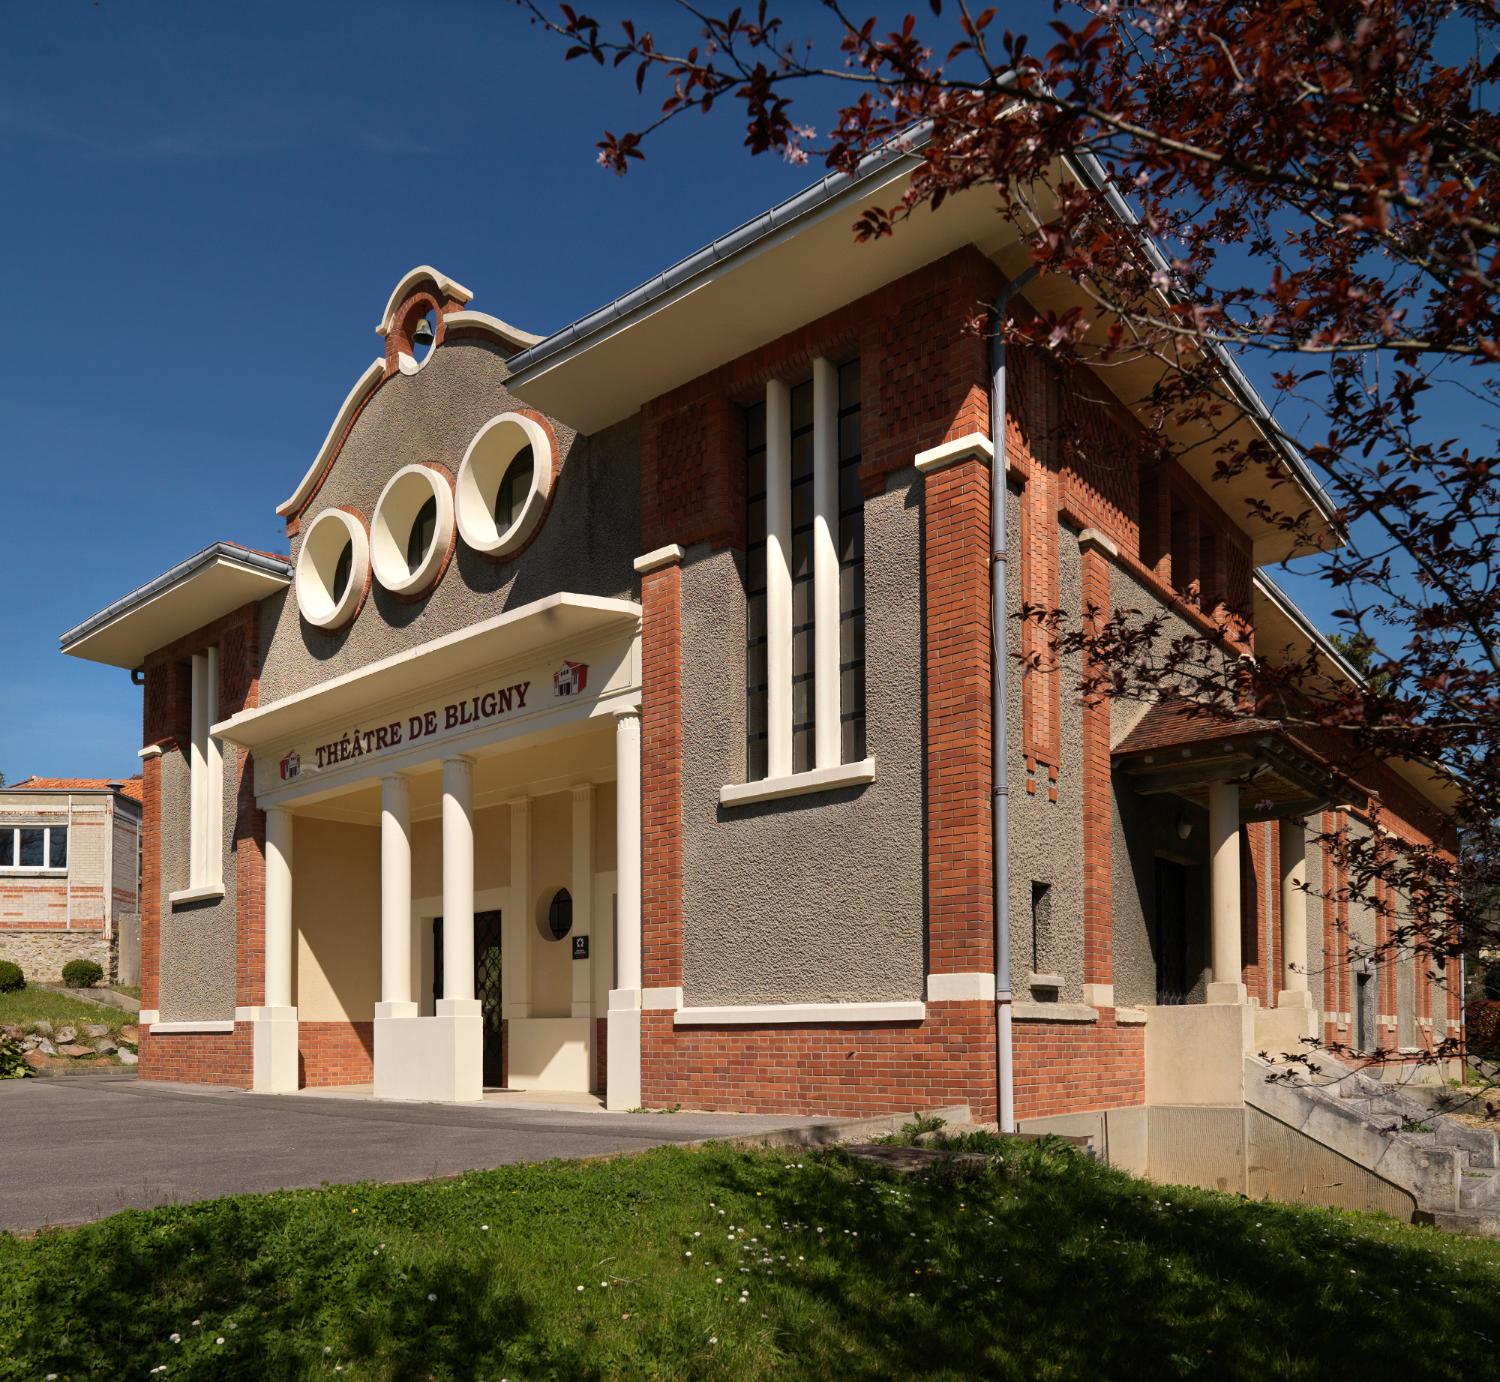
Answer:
top-left (1245, 1055), bottom-right (1500, 1234)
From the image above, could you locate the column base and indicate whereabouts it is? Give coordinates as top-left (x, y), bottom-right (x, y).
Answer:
top-left (1277, 988), bottom-right (1315, 1009)
top-left (606, 989), bottom-right (642, 1112)
top-left (1206, 981), bottom-right (1248, 1005)
top-left (374, 1001), bottom-right (483, 1102)
top-left (250, 1005), bottom-right (300, 1094)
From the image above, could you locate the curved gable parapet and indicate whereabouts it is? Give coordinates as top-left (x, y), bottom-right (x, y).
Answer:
top-left (375, 265), bottom-right (473, 337)
top-left (276, 359), bottom-right (385, 519)
top-left (443, 309), bottom-right (543, 354)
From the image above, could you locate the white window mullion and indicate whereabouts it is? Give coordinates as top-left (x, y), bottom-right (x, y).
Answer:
top-left (189, 652), bottom-right (209, 887)
top-left (811, 357), bottom-right (841, 770)
top-left (765, 379), bottom-right (793, 779)
top-left (205, 644), bottom-right (222, 889)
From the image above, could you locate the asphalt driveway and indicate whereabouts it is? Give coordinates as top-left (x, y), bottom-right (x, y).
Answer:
top-left (0, 1075), bottom-right (835, 1233)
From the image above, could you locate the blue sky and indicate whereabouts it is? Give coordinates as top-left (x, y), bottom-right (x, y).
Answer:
top-left (0, 1), bottom-right (1342, 782)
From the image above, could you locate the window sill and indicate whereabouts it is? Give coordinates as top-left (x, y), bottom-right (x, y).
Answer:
top-left (0, 868), bottom-right (67, 878)
top-left (719, 757), bottom-right (875, 808)
top-left (169, 884), bottom-right (226, 907)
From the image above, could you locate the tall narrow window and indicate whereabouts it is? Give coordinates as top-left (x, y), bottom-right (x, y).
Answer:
top-left (745, 359), bottom-right (866, 782)
top-left (790, 380), bottom-right (817, 773)
top-left (745, 402), bottom-right (769, 781)
top-left (174, 646), bottom-right (223, 900)
top-left (1031, 881), bottom-right (1052, 972)
top-left (837, 361), bottom-right (865, 762)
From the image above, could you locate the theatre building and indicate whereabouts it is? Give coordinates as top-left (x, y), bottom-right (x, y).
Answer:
top-left (62, 148), bottom-right (1465, 1203)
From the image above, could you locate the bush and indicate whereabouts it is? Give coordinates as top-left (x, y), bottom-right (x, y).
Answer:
top-left (62, 959), bottom-right (103, 989)
top-left (0, 1032), bottom-right (27, 1079)
top-left (0, 960), bottom-right (24, 993)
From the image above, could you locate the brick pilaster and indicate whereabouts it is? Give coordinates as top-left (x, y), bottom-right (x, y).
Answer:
top-left (640, 561), bottom-right (683, 990)
top-left (1079, 543), bottom-right (1113, 991)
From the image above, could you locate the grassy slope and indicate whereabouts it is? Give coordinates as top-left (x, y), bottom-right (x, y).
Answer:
top-left (3, 1139), bottom-right (1500, 1381)
top-left (0, 987), bottom-right (134, 1036)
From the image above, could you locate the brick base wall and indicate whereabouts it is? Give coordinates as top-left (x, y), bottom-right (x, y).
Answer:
top-left (595, 1016), bottom-right (607, 1094)
top-left (299, 1020), bottom-right (374, 1086)
top-left (138, 1026), bottom-right (251, 1086)
top-left (0, 929), bottom-right (115, 984)
top-left (640, 1003), bottom-right (999, 1119)
top-left (1012, 1013), bottom-right (1145, 1120)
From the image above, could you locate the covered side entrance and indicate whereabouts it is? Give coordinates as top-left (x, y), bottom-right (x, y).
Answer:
top-left (213, 594), bottom-right (645, 1108)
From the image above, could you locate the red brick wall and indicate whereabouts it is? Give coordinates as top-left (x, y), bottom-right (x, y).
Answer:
top-left (138, 1028), bottom-right (251, 1086)
top-left (299, 1021), bottom-right (375, 1086)
top-left (641, 1004), bottom-right (997, 1119)
top-left (640, 563), bottom-right (683, 992)
top-left (1080, 545), bottom-right (1113, 989)
top-left (924, 455), bottom-right (994, 978)
top-left (1012, 1012), bottom-right (1145, 1120)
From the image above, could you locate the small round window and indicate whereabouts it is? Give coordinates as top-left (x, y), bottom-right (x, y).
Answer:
top-left (371, 464), bottom-right (454, 596)
top-left (456, 413), bottom-right (553, 557)
top-left (295, 508), bottom-right (370, 630)
top-left (547, 888), bottom-right (573, 941)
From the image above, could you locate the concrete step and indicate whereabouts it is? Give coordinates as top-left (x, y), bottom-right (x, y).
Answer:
top-left (1459, 1167), bottom-right (1500, 1210)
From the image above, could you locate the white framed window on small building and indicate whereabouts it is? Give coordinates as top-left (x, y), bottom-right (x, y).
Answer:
top-left (0, 825), bottom-right (68, 871)
top-left (175, 646), bottom-right (224, 901)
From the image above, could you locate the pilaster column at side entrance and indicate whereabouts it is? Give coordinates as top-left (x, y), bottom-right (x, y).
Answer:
top-left (607, 707), bottom-right (643, 1110)
top-left (1278, 818), bottom-right (1315, 1009)
top-left (251, 805), bottom-right (299, 1093)
top-left (378, 774), bottom-right (414, 1014)
top-left (1207, 780), bottom-right (1247, 1004)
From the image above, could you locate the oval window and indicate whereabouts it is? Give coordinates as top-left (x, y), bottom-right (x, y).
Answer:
top-left (456, 413), bottom-right (553, 557)
top-left (371, 464), bottom-right (454, 596)
top-left (295, 508), bottom-right (370, 630)
top-left (548, 888), bottom-right (573, 941)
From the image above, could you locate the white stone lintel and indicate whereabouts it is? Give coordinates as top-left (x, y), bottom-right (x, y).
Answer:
top-left (914, 432), bottom-right (993, 475)
top-left (633, 544), bottom-right (686, 574)
top-left (926, 972), bottom-right (995, 1002)
top-left (1077, 528), bottom-right (1121, 559)
top-left (149, 1020), bottom-right (235, 1034)
top-left (674, 1000), bottom-right (924, 1026)
top-left (720, 758), bottom-right (875, 808)
top-left (168, 884), bottom-right (226, 907)
top-left (1115, 1007), bottom-right (1149, 1025)
top-left (1011, 1001), bottom-right (1099, 1023)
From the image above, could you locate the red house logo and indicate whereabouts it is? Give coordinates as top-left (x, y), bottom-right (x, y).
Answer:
top-left (553, 661), bottom-right (589, 697)
top-left (279, 751), bottom-right (301, 781)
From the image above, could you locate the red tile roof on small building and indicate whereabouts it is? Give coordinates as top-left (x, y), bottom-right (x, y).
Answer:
top-left (5, 775), bottom-right (144, 803)
top-left (1113, 700), bottom-right (1285, 758)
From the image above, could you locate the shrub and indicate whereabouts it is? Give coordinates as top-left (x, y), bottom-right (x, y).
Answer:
top-left (62, 958), bottom-right (103, 989)
top-left (0, 1032), bottom-right (26, 1079)
top-left (0, 960), bottom-right (24, 993)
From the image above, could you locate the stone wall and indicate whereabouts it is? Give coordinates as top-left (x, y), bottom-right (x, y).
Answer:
top-left (0, 928), bottom-right (115, 983)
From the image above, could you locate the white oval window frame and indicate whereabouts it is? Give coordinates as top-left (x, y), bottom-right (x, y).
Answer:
top-left (295, 508), bottom-right (370, 631)
top-left (456, 412), bottom-right (554, 558)
top-left (371, 463), bottom-right (455, 596)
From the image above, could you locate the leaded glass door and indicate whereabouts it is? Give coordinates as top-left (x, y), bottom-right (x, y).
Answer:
top-left (433, 910), bottom-right (505, 1087)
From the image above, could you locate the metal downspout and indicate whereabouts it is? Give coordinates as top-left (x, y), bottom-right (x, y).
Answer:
top-left (992, 265), bottom-right (1039, 1133)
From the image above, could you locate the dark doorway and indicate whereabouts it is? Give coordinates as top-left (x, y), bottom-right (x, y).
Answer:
top-left (1153, 859), bottom-right (1190, 1004)
top-left (433, 910), bottom-right (505, 1087)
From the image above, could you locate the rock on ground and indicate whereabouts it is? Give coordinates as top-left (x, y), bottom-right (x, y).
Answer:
top-left (21, 1051), bottom-right (50, 1071)
top-left (55, 1027), bottom-right (77, 1045)
top-left (82, 1023), bottom-right (110, 1039)
top-left (117, 1048), bottom-right (138, 1066)
top-left (56, 1044), bottom-right (93, 1058)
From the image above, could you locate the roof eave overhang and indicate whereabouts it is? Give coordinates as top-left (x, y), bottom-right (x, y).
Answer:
top-left (59, 544), bottom-right (292, 670)
top-left (213, 592), bottom-right (641, 753)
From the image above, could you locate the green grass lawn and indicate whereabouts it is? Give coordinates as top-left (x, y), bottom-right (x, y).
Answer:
top-left (3, 1137), bottom-right (1500, 1380)
top-left (0, 987), bottom-right (135, 1036)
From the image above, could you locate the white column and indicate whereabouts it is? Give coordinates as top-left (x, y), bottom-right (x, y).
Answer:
top-left (570, 784), bottom-right (594, 1019)
top-left (1208, 781), bottom-right (1246, 1003)
top-left (765, 378), bottom-right (793, 779)
top-left (441, 756), bottom-right (475, 1004)
top-left (252, 805), bottom-right (298, 1093)
top-left (205, 644), bottom-right (222, 889)
top-left (812, 357), bottom-right (841, 770)
top-left (189, 653), bottom-right (208, 885)
top-left (1278, 819), bottom-right (1313, 1007)
top-left (265, 807), bottom-right (294, 1010)
top-left (607, 708), bottom-right (643, 1110)
top-left (378, 774), bottom-right (414, 1014)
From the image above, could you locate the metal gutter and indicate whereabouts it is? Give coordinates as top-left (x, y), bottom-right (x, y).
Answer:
top-left (58, 542), bottom-right (292, 653)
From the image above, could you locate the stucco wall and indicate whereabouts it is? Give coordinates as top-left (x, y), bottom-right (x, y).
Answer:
top-left (157, 742), bottom-right (238, 1022)
top-left (294, 817), bottom-right (380, 1022)
top-left (260, 339), bottom-right (639, 704)
top-left (678, 474), bottom-right (924, 1005)
top-left (1004, 507), bottom-right (1088, 1001)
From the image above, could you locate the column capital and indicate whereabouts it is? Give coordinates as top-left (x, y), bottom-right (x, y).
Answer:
top-left (441, 752), bottom-right (477, 768)
top-left (381, 770), bottom-right (411, 789)
top-left (570, 781), bottom-right (595, 800)
top-left (613, 705), bottom-right (642, 724)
